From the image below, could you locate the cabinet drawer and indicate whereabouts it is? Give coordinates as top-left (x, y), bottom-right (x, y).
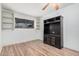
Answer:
top-left (50, 37), bottom-right (55, 46)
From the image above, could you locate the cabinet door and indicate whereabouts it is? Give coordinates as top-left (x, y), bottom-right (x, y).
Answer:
top-left (55, 37), bottom-right (61, 49)
top-left (44, 35), bottom-right (47, 43)
top-left (44, 24), bottom-right (50, 34)
top-left (47, 36), bottom-right (51, 45)
top-left (44, 35), bottom-right (51, 45)
top-left (50, 37), bottom-right (55, 46)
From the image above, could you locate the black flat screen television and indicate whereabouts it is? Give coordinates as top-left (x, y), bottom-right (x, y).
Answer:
top-left (15, 18), bottom-right (34, 28)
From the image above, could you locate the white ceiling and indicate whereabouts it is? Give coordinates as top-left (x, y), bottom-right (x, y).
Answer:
top-left (2, 3), bottom-right (73, 17)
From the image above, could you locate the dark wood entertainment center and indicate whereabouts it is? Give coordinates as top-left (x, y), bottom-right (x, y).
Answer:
top-left (44, 16), bottom-right (63, 49)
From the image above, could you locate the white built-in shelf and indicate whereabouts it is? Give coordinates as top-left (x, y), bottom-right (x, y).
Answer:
top-left (36, 18), bottom-right (40, 30)
top-left (2, 7), bottom-right (14, 30)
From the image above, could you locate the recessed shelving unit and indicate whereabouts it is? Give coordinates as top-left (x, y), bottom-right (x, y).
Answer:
top-left (36, 17), bottom-right (40, 30)
top-left (2, 7), bottom-right (14, 30)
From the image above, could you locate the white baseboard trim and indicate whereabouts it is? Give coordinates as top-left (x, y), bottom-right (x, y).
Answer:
top-left (2, 39), bottom-right (39, 47)
top-left (0, 47), bottom-right (2, 53)
top-left (64, 47), bottom-right (79, 52)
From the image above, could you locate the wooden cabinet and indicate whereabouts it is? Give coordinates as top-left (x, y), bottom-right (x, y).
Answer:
top-left (44, 16), bottom-right (63, 49)
top-left (44, 34), bottom-right (62, 49)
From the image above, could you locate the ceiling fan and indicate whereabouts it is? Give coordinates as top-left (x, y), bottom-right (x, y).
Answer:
top-left (42, 3), bottom-right (61, 11)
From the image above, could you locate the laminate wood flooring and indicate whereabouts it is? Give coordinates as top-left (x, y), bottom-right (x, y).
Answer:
top-left (0, 40), bottom-right (79, 56)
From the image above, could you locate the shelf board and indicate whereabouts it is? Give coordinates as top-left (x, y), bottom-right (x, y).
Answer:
top-left (2, 22), bottom-right (13, 24)
top-left (2, 7), bottom-right (12, 11)
top-left (2, 16), bottom-right (13, 19)
top-left (2, 10), bottom-right (13, 14)
top-left (44, 20), bottom-right (60, 24)
top-left (2, 28), bottom-right (13, 30)
top-left (45, 34), bottom-right (60, 37)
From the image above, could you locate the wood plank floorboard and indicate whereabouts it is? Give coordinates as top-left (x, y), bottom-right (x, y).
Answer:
top-left (0, 40), bottom-right (79, 56)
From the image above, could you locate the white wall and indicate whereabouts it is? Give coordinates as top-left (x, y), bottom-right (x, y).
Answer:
top-left (2, 11), bottom-right (43, 46)
top-left (62, 4), bottom-right (79, 51)
top-left (42, 4), bottom-right (79, 51)
top-left (0, 3), bottom-right (2, 51)
top-left (40, 17), bottom-right (44, 40)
